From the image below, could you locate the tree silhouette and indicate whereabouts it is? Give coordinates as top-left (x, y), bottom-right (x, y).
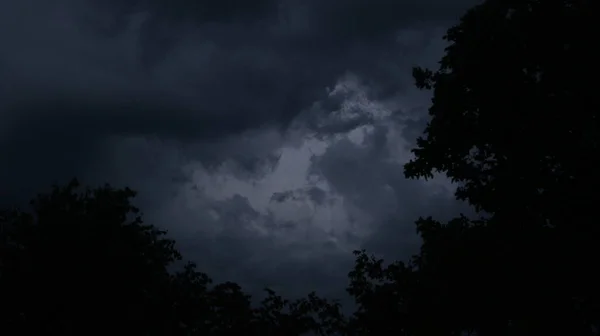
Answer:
top-left (0, 180), bottom-right (346, 335)
top-left (406, 0), bottom-right (598, 224)
top-left (0, 180), bottom-right (183, 334)
top-left (346, 0), bottom-right (599, 335)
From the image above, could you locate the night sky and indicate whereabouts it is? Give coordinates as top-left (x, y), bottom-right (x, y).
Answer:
top-left (0, 0), bottom-right (479, 303)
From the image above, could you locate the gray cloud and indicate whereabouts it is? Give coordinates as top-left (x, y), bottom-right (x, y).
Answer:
top-left (1, 0), bottom-right (475, 143)
top-left (0, 0), bottom-right (481, 302)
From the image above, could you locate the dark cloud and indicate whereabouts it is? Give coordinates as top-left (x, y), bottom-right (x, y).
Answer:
top-left (306, 186), bottom-right (327, 205)
top-left (1, 0), bottom-right (476, 143)
top-left (0, 0), bottom-right (481, 302)
top-left (308, 112), bottom-right (474, 260)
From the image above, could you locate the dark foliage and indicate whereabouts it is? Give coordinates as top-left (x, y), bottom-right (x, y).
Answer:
top-left (0, 180), bottom-right (345, 335)
top-left (346, 0), bottom-right (599, 335)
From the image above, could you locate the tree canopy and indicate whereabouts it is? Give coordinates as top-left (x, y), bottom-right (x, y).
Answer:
top-left (348, 0), bottom-right (599, 334)
top-left (407, 0), bottom-right (597, 223)
top-left (2, 0), bottom-right (598, 335)
top-left (0, 180), bottom-right (346, 335)
top-left (400, 0), bottom-right (598, 334)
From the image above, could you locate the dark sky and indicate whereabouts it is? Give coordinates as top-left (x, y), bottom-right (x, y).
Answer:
top-left (0, 0), bottom-right (479, 302)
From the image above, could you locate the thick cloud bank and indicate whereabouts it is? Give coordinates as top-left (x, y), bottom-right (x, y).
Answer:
top-left (0, 0), bottom-right (479, 299)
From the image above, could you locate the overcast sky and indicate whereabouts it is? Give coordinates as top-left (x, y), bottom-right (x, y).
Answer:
top-left (0, 0), bottom-right (479, 303)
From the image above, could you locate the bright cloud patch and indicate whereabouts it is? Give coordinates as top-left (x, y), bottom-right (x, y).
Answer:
top-left (93, 75), bottom-right (460, 286)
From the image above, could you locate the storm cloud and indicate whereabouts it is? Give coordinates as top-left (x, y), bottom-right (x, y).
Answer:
top-left (0, 0), bottom-right (479, 300)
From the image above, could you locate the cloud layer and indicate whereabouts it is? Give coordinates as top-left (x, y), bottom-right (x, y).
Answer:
top-left (0, 0), bottom-right (479, 300)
